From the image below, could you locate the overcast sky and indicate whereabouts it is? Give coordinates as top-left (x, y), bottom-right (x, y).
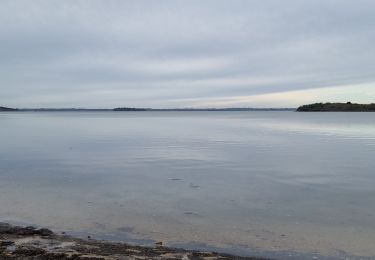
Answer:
top-left (1, 0), bottom-right (374, 108)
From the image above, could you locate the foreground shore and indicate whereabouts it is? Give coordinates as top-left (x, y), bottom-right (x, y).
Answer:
top-left (0, 223), bottom-right (267, 260)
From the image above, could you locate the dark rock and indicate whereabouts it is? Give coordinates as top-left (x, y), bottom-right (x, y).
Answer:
top-left (155, 241), bottom-right (163, 247)
top-left (0, 223), bottom-right (53, 237)
top-left (37, 228), bottom-right (54, 237)
top-left (13, 246), bottom-right (47, 256)
top-left (0, 241), bottom-right (14, 247)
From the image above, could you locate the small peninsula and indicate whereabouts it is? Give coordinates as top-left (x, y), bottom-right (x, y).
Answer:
top-left (297, 102), bottom-right (375, 112)
top-left (0, 106), bottom-right (18, 111)
top-left (113, 107), bottom-right (149, 111)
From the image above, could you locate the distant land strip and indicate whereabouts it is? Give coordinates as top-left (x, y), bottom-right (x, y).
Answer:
top-left (0, 106), bottom-right (18, 111)
top-left (297, 102), bottom-right (375, 112)
top-left (114, 107), bottom-right (295, 111)
top-left (4, 103), bottom-right (375, 112)
top-left (1, 106), bottom-right (295, 112)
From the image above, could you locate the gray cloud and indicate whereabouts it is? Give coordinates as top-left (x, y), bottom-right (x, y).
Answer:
top-left (1, 0), bottom-right (374, 108)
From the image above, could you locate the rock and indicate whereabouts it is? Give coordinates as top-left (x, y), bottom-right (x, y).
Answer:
top-left (155, 241), bottom-right (163, 247)
top-left (0, 241), bottom-right (14, 247)
top-left (13, 246), bottom-right (47, 256)
top-left (0, 223), bottom-right (53, 237)
top-left (0, 223), bottom-right (14, 234)
top-left (37, 228), bottom-right (54, 237)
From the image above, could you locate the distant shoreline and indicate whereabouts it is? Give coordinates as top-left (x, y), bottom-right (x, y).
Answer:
top-left (1, 106), bottom-right (296, 112)
top-left (297, 102), bottom-right (375, 112)
top-left (0, 106), bottom-right (18, 111)
top-left (4, 103), bottom-right (375, 112)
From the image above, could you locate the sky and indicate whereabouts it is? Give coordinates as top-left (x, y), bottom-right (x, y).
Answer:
top-left (1, 0), bottom-right (374, 108)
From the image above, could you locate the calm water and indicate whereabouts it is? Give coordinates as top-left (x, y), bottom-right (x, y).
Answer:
top-left (1, 111), bottom-right (375, 259)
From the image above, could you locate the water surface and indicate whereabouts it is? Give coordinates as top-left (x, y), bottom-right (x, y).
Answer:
top-left (1, 111), bottom-right (375, 259)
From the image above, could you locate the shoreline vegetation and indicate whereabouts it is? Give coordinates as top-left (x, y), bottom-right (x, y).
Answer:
top-left (0, 223), bottom-right (266, 260)
top-left (297, 102), bottom-right (375, 112)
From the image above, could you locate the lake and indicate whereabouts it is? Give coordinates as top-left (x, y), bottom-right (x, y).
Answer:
top-left (1, 111), bottom-right (374, 259)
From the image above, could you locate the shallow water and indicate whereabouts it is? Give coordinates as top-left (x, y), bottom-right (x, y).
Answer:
top-left (1, 111), bottom-right (375, 259)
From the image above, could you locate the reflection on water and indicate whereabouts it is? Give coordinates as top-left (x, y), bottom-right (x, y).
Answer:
top-left (1, 111), bottom-right (375, 259)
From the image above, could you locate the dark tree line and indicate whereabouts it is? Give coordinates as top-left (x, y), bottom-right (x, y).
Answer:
top-left (297, 102), bottom-right (375, 112)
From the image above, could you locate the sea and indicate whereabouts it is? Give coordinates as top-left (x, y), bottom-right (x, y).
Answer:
top-left (1, 111), bottom-right (375, 259)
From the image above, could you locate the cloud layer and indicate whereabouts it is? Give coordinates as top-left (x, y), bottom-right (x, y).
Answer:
top-left (1, 0), bottom-right (374, 108)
